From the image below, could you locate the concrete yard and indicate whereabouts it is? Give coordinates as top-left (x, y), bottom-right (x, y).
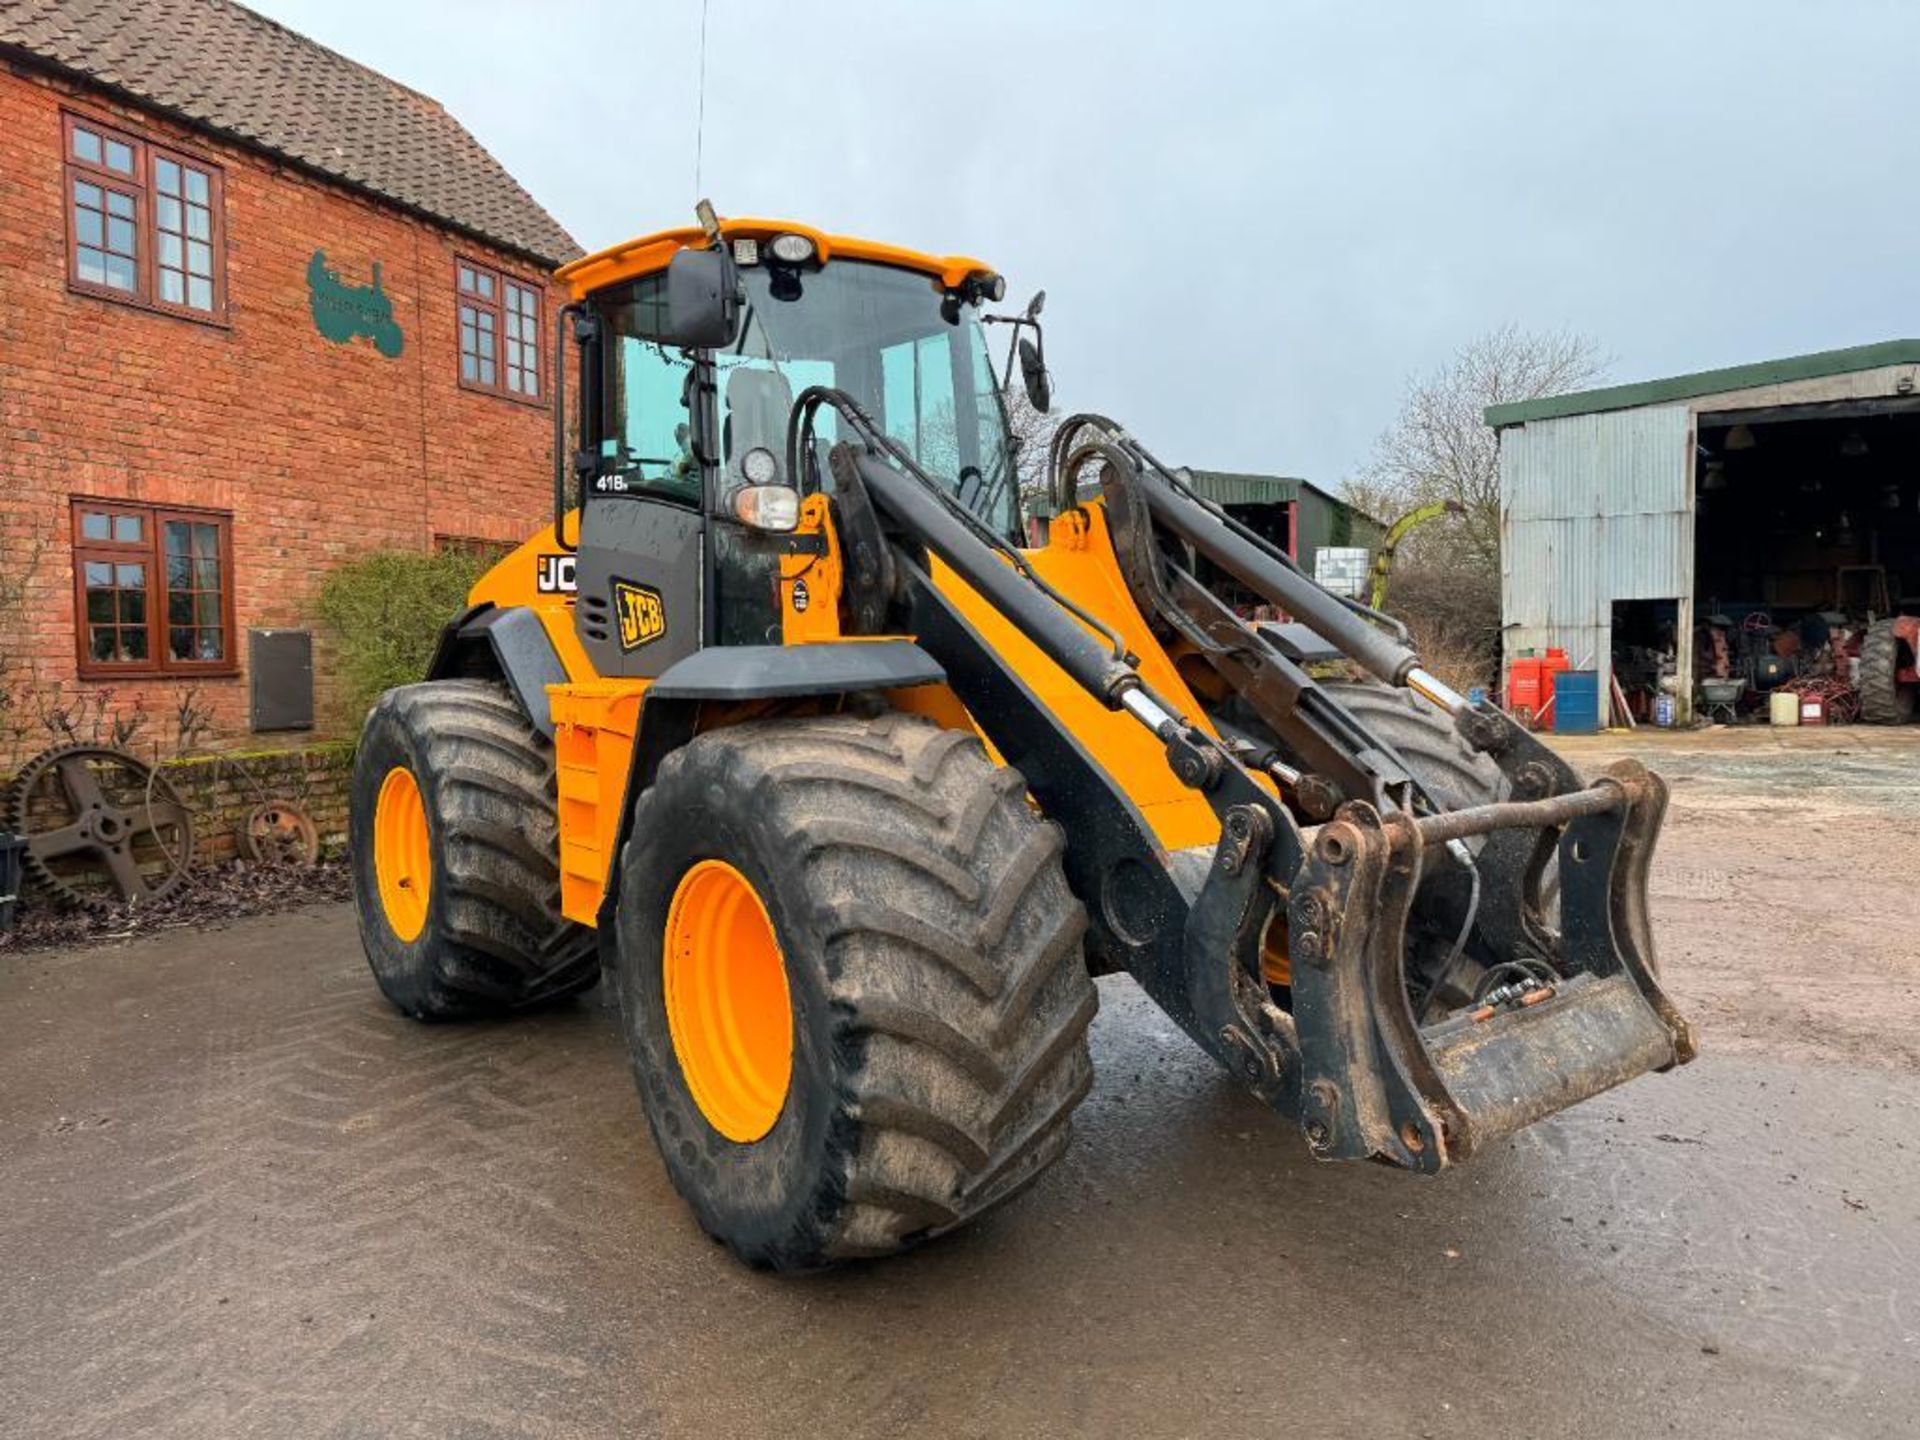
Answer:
top-left (2, 729), bottom-right (1917, 1439)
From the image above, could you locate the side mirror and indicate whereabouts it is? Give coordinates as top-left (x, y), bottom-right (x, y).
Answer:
top-left (665, 247), bottom-right (741, 348)
top-left (1025, 289), bottom-right (1046, 320)
top-left (1018, 337), bottom-right (1052, 414)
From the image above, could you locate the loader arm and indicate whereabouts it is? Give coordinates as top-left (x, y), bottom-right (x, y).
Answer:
top-left (812, 398), bottom-right (1694, 1171)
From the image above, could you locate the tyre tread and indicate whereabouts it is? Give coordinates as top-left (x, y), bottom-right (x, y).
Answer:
top-left (628, 711), bottom-right (1095, 1266)
top-left (354, 680), bottom-right (597, 1019)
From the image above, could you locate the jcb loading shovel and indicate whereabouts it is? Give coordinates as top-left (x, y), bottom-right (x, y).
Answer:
top-left (356, 220), bottom-right (1696, 1268)
top-left (844, 412), bottom-right (1695, 1172)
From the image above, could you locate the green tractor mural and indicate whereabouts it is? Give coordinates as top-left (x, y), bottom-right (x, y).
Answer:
top-left (308, 250), bottom-right (404, 358)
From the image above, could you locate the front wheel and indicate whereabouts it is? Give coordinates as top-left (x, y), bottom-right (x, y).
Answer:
top-left (614, 712), bottom-right (1097, 1270)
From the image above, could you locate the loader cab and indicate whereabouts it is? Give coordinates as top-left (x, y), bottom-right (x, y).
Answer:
top-left (560, 223), bottom-right (1019, 678)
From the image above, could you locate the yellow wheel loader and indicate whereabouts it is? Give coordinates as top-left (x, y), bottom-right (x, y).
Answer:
top-left (349, 211), bottom-right (1695, 1270)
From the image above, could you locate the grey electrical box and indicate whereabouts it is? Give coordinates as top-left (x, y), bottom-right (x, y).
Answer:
top-left (250, 629), bottom-right (314, 732)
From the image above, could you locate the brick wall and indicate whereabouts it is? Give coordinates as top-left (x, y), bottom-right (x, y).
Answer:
top-left (0, 61), bottom-right (570, 770)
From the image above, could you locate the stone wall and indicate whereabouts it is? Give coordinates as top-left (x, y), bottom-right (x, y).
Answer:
top-left (153, 742), bottom-right (354, 865)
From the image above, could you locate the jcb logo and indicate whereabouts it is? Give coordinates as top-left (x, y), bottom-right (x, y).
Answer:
top-left (536, 553), bottom-right (576, 594)
top-left (614, 580), bottom-right (666, 651)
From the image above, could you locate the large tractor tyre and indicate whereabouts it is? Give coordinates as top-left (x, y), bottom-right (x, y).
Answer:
top-left (350, 679), bottom-right (598, 1021)
top-left (1317, 680), bottom-right (1507, 817)
top-left (1316, 681), bottom-right (1518, 1011)
top-left (1860, 618), bottom-right (1918, 724)
top-left (614, 711), bottom-right (1097, 1271)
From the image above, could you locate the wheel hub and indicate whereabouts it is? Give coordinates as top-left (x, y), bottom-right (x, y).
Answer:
top-left (662, 860), bottom-right (793, 1143)
top-left (372, 766), bottom-right (432, 942)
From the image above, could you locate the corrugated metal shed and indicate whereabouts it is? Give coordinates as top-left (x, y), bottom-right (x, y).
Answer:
top-left (1486, 339), bottom-right (1920, 429)
top-left (1492, 338), bottom-right (1920, 727)
top-left (1498, 404), bottom-right (1693, 712)
top-left (1298, 485), bottom-right (1387, 557)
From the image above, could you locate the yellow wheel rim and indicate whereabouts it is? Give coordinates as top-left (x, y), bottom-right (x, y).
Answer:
top-left (663, 859), bottom-right (794, 1142)
top-left (373, 765), bottom-right (432, 942)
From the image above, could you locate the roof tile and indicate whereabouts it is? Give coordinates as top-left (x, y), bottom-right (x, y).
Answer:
top-left (0, 0), bottom-right (580, 266)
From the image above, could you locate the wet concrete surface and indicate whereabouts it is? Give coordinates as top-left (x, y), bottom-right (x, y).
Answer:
top-left (3, 732), bottom-right (1918, 1439)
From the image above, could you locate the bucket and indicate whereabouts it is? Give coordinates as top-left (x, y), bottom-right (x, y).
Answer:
top-left (1553, 670), bottom-right (1601, 735)
top-left (1769, 690), bottom-right (1800, 727)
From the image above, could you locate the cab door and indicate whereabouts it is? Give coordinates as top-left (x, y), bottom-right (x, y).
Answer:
top-left (572, 286), bottom-right (708, 681)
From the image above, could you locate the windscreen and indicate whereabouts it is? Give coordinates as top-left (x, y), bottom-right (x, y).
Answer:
top-left (597, 258), bottom-right (1019, 534)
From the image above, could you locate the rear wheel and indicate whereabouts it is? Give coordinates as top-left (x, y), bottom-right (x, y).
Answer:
top-left (350, 680), bottom-right (598, 1020)
top-left (615, 711), bottom-right (1096, 1270)
top-left (1860, 618), bottom-right (1918, 724)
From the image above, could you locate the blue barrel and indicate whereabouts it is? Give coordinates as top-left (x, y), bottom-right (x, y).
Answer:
top-left (1553, 670), bottom-right (1601, 734)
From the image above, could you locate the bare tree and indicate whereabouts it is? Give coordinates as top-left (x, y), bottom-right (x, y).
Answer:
top-left (1003, 383), bottom-right (1061, 512)
top-left (1345, 326), bottom-right (1606, 689)
top-left (1350, 325), bottom-right (1607, 573)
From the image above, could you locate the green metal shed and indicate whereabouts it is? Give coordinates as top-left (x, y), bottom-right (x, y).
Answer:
top-left (1183, 469), bottom-right (1386, 567)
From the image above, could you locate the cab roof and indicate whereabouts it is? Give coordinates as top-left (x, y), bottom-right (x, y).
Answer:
top-left (556, 217), bottom-right (995, 299)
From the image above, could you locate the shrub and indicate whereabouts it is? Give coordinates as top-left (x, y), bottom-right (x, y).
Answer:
top-left (316, 548), bottom-right (492, 722)
top-left (1382, 561), bottom-right (1501, 695)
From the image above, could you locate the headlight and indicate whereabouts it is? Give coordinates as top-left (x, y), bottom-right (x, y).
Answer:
top-left (768, 232), bottom-right (815, 264)
top-left (740, 446), bottom-right (780, 484)
top-left (979, 272), bottom-right (1006, 303)
top-left (731, 483), bottom-right (800, 532)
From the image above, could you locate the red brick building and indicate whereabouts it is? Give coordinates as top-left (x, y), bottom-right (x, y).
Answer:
top-left (0, 0), bottom-right (581, 766)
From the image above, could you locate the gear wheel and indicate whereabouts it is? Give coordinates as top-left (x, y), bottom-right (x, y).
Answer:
top-left (6, 744), bottom-right (195, 907)
top-left (240, 800), bottom-right (319, 865)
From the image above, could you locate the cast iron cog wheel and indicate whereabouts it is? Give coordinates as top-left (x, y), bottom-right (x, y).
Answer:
top-left (6, 743), bottom-right (195, 907)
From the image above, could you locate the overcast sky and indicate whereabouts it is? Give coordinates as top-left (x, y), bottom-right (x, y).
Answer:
top-left (253, 0), bottom-right (1920, 486)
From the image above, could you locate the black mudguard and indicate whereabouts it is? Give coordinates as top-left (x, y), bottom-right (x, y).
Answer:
top-left (425, 604), bottom-right (568, 737)
top-left (591, 640), bottom-right (949, 931)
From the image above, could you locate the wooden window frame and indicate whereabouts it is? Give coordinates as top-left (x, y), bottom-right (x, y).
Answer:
top-left (61, 110), bottom-right (230, 326)
top-left (456, 256), bottom-right (547, 407)
top-left (71, 499), bottom-right (238, 680)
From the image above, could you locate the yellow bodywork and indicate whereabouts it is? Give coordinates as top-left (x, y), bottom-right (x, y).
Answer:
top-left (466, 499), bottom-right (1226, 925)
top-left (467, 219), bottom-right (1224, 924)
top-left (556, 217), bottom-right (996, 301)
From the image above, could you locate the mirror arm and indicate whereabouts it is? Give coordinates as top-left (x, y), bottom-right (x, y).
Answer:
top-left (1000, 321), bottom-right (1022, 397)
